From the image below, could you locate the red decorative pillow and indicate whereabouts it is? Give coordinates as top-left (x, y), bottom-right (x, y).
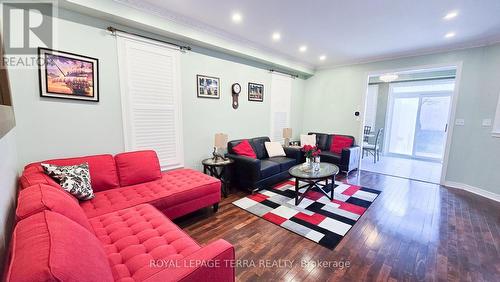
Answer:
top-left (115, 150), bottom-right (162, 186)
top-left (232, 140), bottom-right (257, 158)
top-left (25, 154), bottom-right (119, 192)
top-left (330, 136), bottom-right (353, 154)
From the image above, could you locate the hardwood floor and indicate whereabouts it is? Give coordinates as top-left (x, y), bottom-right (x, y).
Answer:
top-left (174, 171), bottom-right (500, 281)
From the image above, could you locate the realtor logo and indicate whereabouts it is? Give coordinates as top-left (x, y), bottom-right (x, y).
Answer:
top-left (1, 1), bottom-right (55, 55)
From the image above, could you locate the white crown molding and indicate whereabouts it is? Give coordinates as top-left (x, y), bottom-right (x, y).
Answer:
top-left (115, 0), bottom-right (305, 63)
top-left (444, 181), bottom-right (500, 202)
top-left (63, 0), bottom-right (500, 75)
top-left (114, 1), bottom-right (500, 71)
top-left (61, 0), bottom-right (314, 75)
top-left (316, 38), bottom-right (500, 71)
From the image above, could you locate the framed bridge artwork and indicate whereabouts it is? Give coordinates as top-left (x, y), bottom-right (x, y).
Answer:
top-left (38, 48), bottom-right (99, 102)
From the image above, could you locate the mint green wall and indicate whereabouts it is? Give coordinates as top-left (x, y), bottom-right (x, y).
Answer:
top-left (7, 7), bottom-right (499, 196)
top-left (303, 44), bottom-right (500, 194)
top-left (181, 52), bottom-right (305, 170)
top-left (9, 11), bottom-right (125, 169)
top-left (8, 9), bottom-right (305, 171)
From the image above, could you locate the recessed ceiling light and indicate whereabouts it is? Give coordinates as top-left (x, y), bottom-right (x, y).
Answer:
top-left (231, 12), bottom-right (242, 23)
top-left (444, 32), bottom-right (456, 39)
top-left (443, 10), bottom-right (459, 20)
top-left (272, 32), bottom-right (281, 41)
top-left (299, 45), bottom-right (307, 52)
top-left (319, 55), bottom-right (326, 61)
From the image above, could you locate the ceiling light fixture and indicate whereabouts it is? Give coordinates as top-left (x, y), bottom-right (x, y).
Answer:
top-left (319, 55), bottom-right (326, 61)
top-left (379, 73), bottom-right (399, 83)
top-left (443, 10), bottom-right (458, 20)
top-left (444, 32), bottom-right (456, 39)
top-left (231, 12), bottom-right (242, 23)
top-left (272, 32), bottom-right (281, 41)
top-left (299, 45), bottom-right (307, 52)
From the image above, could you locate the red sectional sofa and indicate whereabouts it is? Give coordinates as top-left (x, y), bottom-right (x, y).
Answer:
top-left (4, 150), bottom-right (235, 282)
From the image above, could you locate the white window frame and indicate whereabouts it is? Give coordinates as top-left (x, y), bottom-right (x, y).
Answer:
top-left (116, 32), bottom-right (184, 170)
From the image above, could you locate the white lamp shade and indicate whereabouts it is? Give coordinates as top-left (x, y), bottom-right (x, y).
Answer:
top-left (214, 133), bottom-right (228, 148)
top-left (282, 128), bottom-right (292, 139)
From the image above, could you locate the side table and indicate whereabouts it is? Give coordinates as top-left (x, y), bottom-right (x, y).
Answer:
top-left (202, 158), bottom-right (234, 198)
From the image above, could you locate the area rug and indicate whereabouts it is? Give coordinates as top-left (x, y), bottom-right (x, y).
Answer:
top-left (233, 179), bottom-right (381, 249)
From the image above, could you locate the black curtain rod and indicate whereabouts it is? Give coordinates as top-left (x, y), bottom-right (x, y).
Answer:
top-left (270, 69), bottom-right (299, 79)
top-left (107, 27), bottom-right (192, 51)
top-left (368, 75), bottom-right (456, 85)
top-left (107, 27), bottom-right (301, 77)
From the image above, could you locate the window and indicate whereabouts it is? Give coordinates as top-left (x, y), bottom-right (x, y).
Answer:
top-left (116, 34), bottom-right (183, 170)
top-left (269, 73), bottom-right (292, 143)
top-left (493, 92), bottom-right (500, 137)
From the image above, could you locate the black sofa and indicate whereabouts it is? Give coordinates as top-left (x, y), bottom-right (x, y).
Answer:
top-left (226, 137), bottom-right (301, 192)
top-left (305, 132), bottom-right (360, 174)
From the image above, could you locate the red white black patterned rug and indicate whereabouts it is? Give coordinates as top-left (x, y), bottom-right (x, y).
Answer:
top-left (233, 179), bottom-right (381, 249)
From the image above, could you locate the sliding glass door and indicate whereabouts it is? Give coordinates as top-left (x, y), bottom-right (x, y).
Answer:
top-left (386, 80), bottom-right (454, 162)
top-left (387, 96), bottom-right (419, 156)
top-left (414, 96), bottom-right (451, 159)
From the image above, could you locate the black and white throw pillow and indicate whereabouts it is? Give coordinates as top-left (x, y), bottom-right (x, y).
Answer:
top-left (41, 162), bottom-right (94, 200)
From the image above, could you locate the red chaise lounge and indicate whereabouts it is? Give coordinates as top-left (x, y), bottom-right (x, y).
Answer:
top-left (4, 150), bottom-right (235, 282)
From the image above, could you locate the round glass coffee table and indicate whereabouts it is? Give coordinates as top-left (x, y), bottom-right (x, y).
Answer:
top-left (288, 162), bottom-right (340, 205)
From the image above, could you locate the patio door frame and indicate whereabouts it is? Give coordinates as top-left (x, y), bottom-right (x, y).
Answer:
top-left (384, 80), bottom-right (454, 163)
top-left (359, 62), bottom-right (463, 185)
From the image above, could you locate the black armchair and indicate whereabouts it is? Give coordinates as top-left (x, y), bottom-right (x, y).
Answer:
top-left (226, 137), bottom-right (300, 192)
top-left (341, 146), bottom-right (361, 174)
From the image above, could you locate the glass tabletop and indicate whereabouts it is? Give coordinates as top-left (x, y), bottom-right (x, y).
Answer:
top-left (289, 162), bottom-right (339, 179)
top-left (202, 158), bottom-right (234, 166)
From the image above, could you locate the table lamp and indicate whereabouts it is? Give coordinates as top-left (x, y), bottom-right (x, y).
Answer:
top-left (212, 133), bottom-right (228, 162)
top-left (283, 128), bottom-right (292, 146)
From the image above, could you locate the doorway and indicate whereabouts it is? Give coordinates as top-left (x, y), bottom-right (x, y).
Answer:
top-left (360, 67), bottom-right (457, 184)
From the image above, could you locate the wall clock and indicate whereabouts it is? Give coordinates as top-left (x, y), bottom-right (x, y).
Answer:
top-left (231, 83), bottom-right (241, 109)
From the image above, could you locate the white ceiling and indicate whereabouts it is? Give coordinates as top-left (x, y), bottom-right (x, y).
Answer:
top-left (117, 0), bottom-right (500, 68)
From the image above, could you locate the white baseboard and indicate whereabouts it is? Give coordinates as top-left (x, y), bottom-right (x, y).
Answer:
top-left (444, 181), bottom-right (500, 202)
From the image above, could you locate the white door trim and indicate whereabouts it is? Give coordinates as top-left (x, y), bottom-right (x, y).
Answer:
top-left (359, 62), bottom-right (463, 185)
